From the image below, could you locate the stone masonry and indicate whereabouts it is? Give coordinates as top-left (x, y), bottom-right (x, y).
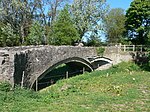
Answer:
top-left (0, 45), bottom-right (134, 88)
top-left (0, 45), bottom-right (97, 88)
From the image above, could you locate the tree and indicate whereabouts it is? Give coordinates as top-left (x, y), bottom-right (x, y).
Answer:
top-left (147, 31), bottom-right (150, 44)
top-left (104, 8), bottom-right (126, 43)
top-left (33, 0), bottom-right (69, 26)
top-left (86, 32), bottom-right (102, 46)
top-left (0, 0), bottom-right (38, 44)
top-left (71, 0), bottom-right (108, 39)
top-left (0, 0), bottom-right (70, 45)
top-left (125, 0), bottom-right (150, 45)
top-left (49, 6), bottom-right (80, 45)
top-left (47, 0), bottom-right (69, 26)
top-left (0, 23), bottom-right (19, 47)
top-left (26, 22), bottom-right (45, 45)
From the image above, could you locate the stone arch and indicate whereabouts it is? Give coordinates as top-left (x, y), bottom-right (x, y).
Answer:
top-left (30, 57), bottom-right (93, 89)
top-left (90, 57), bottom-right (112, 69)
top-left (90, 57), bottom-right (112, 64)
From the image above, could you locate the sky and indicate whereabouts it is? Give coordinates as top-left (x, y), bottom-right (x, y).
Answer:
top-left (107, 0), bottom-right (133, 11)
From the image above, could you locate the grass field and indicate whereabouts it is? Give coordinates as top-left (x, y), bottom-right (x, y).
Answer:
top-left (0, 62), bottom-right (150, 112)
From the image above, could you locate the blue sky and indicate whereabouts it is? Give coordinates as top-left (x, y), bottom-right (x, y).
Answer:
top-left (107, 0), bottom-right (133, 11)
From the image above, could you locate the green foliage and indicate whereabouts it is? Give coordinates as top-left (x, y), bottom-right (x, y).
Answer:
top-left (86, 32), bottom-right (102, 46)
top-left (0, 23), bottom-right (19, 47)
top-left (0, 0), bottom-right (34, 44)
top-left (110, 62), bottom-right (141, 73)
top-left (104, 8), bottom-right (126, 43)
top-left (140, 47), bottom-right (150, 71)
top-left (0, 82), bottom-right (11, 92)
top-left (125, 0), bottom-right (150, 44)
top-left (147, 31), bottom-right (150, 44)
top-left (71, 0), bottom-right (108, 39)
top-left (26, 22), bottom-right (46, 45)
top-left (49, 6), bottom-right (80, 45)
top-left (96, 47), bottom-right (105, 56)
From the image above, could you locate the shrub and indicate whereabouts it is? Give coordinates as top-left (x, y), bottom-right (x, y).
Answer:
top-left (0, 82), bottom-right (11, 92)
top-left (96, 47), bottom-right (105, 56)
top-left (0, 23), bottom-right (19, 47)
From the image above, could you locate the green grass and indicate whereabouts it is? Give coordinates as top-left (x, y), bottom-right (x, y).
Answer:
top-left (0, 62), bottom-right (150, 112)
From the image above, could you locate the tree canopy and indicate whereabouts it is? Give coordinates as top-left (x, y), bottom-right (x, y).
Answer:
top-left (125, 0), bottom-right (150, 45)
top-left (49, 6), bottom-right (80, 45)
top-left (0, 0), bottom-right (120, 47)
top-left (104, 8), bottom-right (126, 43)
top-left (71, 0), bottom-right (108, 39)
top-left (0, 0), bottom-right (70, 46)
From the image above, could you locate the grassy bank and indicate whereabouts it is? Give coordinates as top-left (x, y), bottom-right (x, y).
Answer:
top-left (0, 62), bottom-right (150, 112)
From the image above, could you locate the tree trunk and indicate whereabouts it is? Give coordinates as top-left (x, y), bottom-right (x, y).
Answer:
top-left (20, 25), bottom-right (25, 44)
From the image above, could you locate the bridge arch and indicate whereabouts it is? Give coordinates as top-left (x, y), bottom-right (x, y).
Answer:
top-left (30, 57), bottom-right (93, 89)
top-left (90, 57), bottom-right (112, 69)
top-left (90, 57), bottom-right (112, 64)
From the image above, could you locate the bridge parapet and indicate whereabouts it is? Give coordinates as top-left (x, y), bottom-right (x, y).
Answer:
top-left (120, 45), bottom-right (148, 52)
top-left (104, 46), bottom-right (132, 65)
top-left (103, 44), bottom-right (149, 65)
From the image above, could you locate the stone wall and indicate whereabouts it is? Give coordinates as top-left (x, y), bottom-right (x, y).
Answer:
top-left (0, 46), bottom-right (40, 87)
top-left (104, 46), bottom-right (133, 65)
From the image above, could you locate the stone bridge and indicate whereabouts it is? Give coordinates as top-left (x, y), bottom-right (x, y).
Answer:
top-left (0, 45), bottom-right (134, 89)
top-left (0, 45), bottom-right (113, 89)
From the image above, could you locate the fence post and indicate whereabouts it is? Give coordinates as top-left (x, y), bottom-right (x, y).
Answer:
top-left (66, 71), bottom-right (68, 79)
top-left (124, 45), bottom-right (126, 52)
top-left (140, 45), bottom-right (142, 52)
top-left (133, 45), bottom-right (135, 52)
top-left (97, 64), bottom-right (100, 68)
top-left (21, 71), bottom-right (25, 88)
top-left (35, 74), bottom-right (38, 91)
top-left (83, 67), bottom-right (85, 74)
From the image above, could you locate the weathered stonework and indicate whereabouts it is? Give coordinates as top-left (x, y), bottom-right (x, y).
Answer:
top-left (0, 45), bottom-right (134, 89)
top-left (0, 45), bottom-right (97, 88)
top-left (104, 46), bottom-right (133, 65)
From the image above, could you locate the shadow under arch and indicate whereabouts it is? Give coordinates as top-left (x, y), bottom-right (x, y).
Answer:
top-left (30, 57), bottom-right (93, 90)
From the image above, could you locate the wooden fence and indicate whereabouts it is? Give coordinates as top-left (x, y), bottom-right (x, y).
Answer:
top-left (108, 44), bottom-right (149, 52)
top-left (120, 45), bottom-right (144, 52)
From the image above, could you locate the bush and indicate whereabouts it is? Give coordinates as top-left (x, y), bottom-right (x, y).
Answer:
top-left (96, 47), bottom-right (105, 56)
top-left (0, 82), bottom-right (11, 92)
top-left (0, 23), bottom-right (19, 47)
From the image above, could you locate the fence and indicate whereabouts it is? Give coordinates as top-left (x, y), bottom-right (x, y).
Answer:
top-left (108, 44), bottom-right (149, 52)
top-left (120, 45), bottom-right (144, 52)
top-left (35, 68), bottom-right (86, 91)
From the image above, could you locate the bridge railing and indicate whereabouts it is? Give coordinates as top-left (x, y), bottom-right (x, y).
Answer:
top-left (107, 44), bottom-right (149, 52)
top-left (120, 45), bottom-right (145, 52)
